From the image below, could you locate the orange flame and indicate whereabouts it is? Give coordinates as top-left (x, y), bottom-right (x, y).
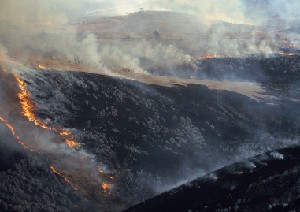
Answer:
top-left (0, 115), bottom-right (27, 149)
top-left (14, 75), bottom-right (49, 129)
top-left (65, 138), bottom-right (80, 148)
top-left (202, 54), bottom-right (215, 59)
top-left (38, 65), bottom-right (46, 70)
top-left (280, 52), bottom-right (296, 57)
top-left (12, 74), bottom-right (112, 193)
top-left (50, 165), bottom-right (78, 190)
top-left (60, 130), bottom-right (71, 136)
top-left (14, 75), bottom-right (80, 149)
top-left (101, 183), bottom-right (113, 192)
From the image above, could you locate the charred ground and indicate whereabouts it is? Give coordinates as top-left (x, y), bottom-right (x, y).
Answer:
top-left (0, 55), bottom-right (299, 211)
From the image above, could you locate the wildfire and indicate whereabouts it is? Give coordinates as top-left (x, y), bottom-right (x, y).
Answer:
top-left (14, 75), bottom-right (80, 149)
top-left (65, 138), bottom-right (80, 149)
top-left (202, 54), bottom-right (215, 59)
top-left (38, 64), bottom-right (46, 70)
top-left (60, 130), bottom-right (71, 136)
top-left (280, 52), bottom-right (296, 57)
top-left (50, 165), bottom-right (78, 190)
top-left (14, 75), bottom-right (49, 129)
top-left (0, 115), bottom-right (27, 149)
top-left (101, 183), bottom-right (113, 192)
top-left (11, 75), bottom-right (111, 194)
top-left (0, 57), bottom-right (23, 66)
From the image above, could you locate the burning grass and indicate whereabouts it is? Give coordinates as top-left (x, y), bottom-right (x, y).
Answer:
top-left (14, 75), bottom-right (81, 149)
top-left (0, 115), bottom-right (28, 149)
top-left (50, 165), bottom-right (78, 190)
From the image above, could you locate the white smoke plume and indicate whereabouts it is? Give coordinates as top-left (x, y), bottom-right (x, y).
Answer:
top-left (0, 44), bottom-right (8, 59)
top-left (0, 0), bottom-right (114, 199)
top-left (0, 0), bottom-right (193, 75)
top-left (97, 40), bottom-right (191, 72)
top-left (2, 0), bottom-right (293, 74)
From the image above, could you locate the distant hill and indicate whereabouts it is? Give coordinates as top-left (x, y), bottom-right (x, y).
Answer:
top-left (74, 11), bottom-right (264, 56)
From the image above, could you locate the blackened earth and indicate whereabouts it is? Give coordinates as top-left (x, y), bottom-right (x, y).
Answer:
top-left (0, 55), bottom-right (299, 211)
top-left (126, 146), bottom-right (300, 212)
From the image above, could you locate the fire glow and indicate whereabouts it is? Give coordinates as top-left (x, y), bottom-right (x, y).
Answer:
top-left (38, 64), bottom-right (46, 70)
top-left (101, 183), bottom-right (113, 192)
top-left (202, 54), bottom-right (215, 59)
top-left (11, 74), bottom-right (107, 194)
top-left (50, 165), bottom-right (78, 190)
top-left (0, 115), bottom-right (27, 149)
top-left (14, 75), bottom-right (80, 149)
top-left (14, 75), bottom-right (49, 129)
top-left (65, 138), bottom-right (80, 148)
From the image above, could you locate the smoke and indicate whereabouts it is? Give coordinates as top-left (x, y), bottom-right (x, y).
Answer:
top-left (80, 0), bottom-right (300, 59)
top-left (97, 40), bottom-right (191, 73)
top-left (116, 40), bottom-right (192, 67)
top-left (149, 0), bottom-right (252, 24)
top-left (0, 0), bottom-right (193, 76)
top-left (2, 0), bottom-right (295, 76)
top-left (0, 65), bottom-right (112, 201)
top-left (86, 0), bottom-right (251, 24)
top-left (0, 1), bottom-right (93, 63)
top-left (243, 0), bottom-right (300, 22)
top-left (90, 0), bottom-right (299, 25)
top-left (0, 1), bottom-right (118, 201)
top-left (0, 0), bottom-right (299, 204)
top-left (0, 1), bottom-right (127, 75)
top-left (0, 44), bottom-right (8, 59)
top-left (99, 45), bottom-right (146, 73)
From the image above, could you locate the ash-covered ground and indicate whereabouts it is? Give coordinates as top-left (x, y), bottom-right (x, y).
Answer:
top-left (1, 1), bottom-right (300, 211)
top-left (126, 146), bottom-right (300, 211)
top-left (0, 55), bottom-right (299, 211)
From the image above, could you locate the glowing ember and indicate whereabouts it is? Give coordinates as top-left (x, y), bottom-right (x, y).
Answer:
top-left (60, 130), bottom-right (71, 136)
top-left (14, 75), bottom-right (80, 149)
top-left (280, 52), bottom-right (296, 57)
top-left (101, 183), bottom-right (113, 192)
top-left (14, 75), bottom-right (49, 129)
top-left (38, 64), bottom-right (46, 70)
top-left (65, 138), bottom-right (80, 148)
top-left (0, 115), bottom-right (27, 149)
top-left (202, 54), bottom-right (215, 59)
top-left (50, 166), bottom-right (78, 190)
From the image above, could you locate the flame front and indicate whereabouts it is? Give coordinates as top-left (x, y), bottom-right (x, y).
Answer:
top-left (60, 130), bottom-right (71, 136)
top-left (101, 183), bottom-right (113, 192)
top-left (65, 138), bottom-right (80, 148)
top-left (12, 74), bottom-right (111, 194)
top-left (14, 75), bottom-right (49, 129)
top-left (0, 115), bottom-right (27, 149)
top-left (14, 75), bottom-right (80, 149)
top-left (50, 165), bottom-right (78, 190)
top-left (202, 54), bottom-right (215, 59)
top-left (38, 64), bottom-right (46, 70)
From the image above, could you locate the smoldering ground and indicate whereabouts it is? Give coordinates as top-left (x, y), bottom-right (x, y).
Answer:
top-left (0, 0), bottom-right (300, 211)
top-left (1, 0), bottom-right (296, 77)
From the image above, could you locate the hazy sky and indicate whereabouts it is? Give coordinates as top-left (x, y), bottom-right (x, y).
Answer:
top-left (0, 0), bottom-right (298, 25)
top-left (85, 0), bottom-right (248, 23)
top-left (80, 0), bottom-right (299, 24)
